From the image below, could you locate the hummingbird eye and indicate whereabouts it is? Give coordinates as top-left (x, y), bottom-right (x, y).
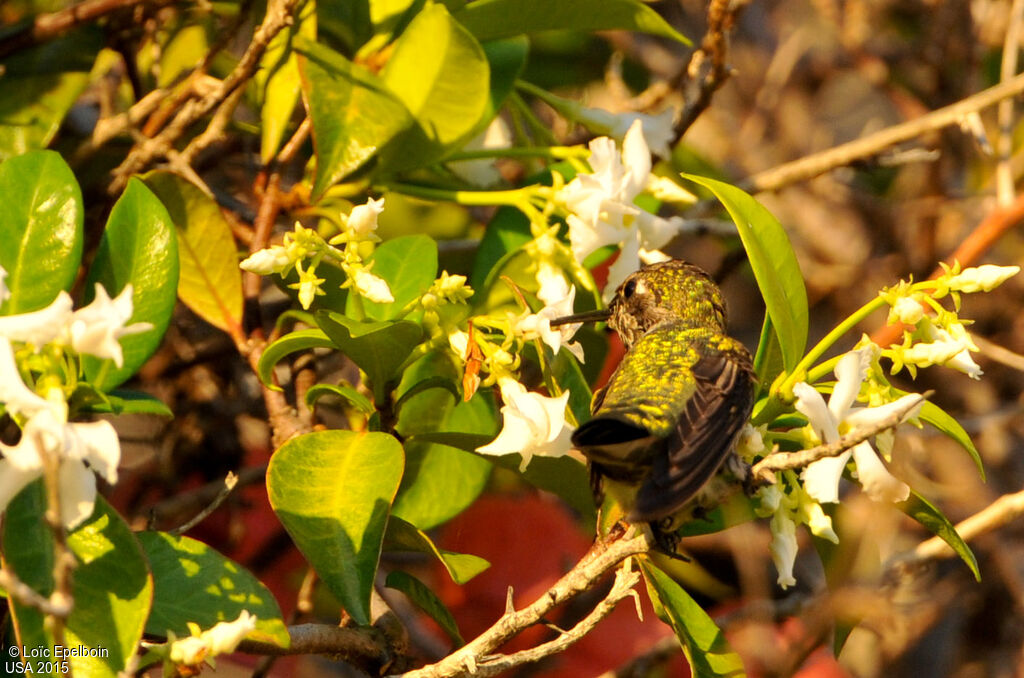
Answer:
top-left (622, 279), bottom-right (637, 298)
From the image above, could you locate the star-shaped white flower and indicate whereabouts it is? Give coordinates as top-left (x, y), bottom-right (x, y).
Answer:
top-left (0, 290), bottom-right (74, 347)
top-left (795, 348), bottom-right (921, 504)
top-left (477, 377), bottom-right (574, 471)
top-left (352, 267), bottom-right (394, 304)
top-left (347, 197), bottom-right (385, 238)
top-left (66, 284), bottom-right (152, 368)
top-left (514, 278), bottom-right (585, 363)
top-left (559, 121), bottom-right (682, 297)
top-left (0, 338), bottom-right (120, 529)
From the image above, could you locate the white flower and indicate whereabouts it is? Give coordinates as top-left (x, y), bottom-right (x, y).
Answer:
top-left (514, 279), bottom-right (585, 362)
top-left (945, 264), bottom-right (1019, 293)
top-left (577, 106), bottom-right (677, 158)
top-left (168, 611), bottom-right (257, 666)
top-left (560, 120), bottom-right (682, 297)
top-left (757, 480), bottom-right (837, 589)
top-left (478, 377), bottom-right (574, 471)
top-left (0, 291), bottom-right (74, 347)
top-left (796, 348), bottom-right (920, 505)
top-left (769, 510), bottom-right (798, 589)
top-left (352, 268), bottom-right (394, 304)
top-left (0, 340), bottom-right (121, 529)
top-left (239, 245), bottom-right (291, 275)
top-left (917, 318), bottom-right (982, 379)
top-left (347, 197), bottom-right (385, 238)
top-left (448, 118), bottom-right (512, 186)
top-left (66, 284), bottom-right (152, 368)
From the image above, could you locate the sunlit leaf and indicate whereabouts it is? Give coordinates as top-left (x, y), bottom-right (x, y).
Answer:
top-left (141, 171), bottom-right (244, 334)
top-left (257, 328), bottom-right (335, 390)
top-left (346, 234), bottom-right (438, 320)
top-left (453, 0), bottom-right (690, 44)
top-left (386, 570), bottom-right (465, 646)
top-left (138, 531), bottom-right (290, 646)
top-left (4, 487), bottom-right (152, 677)
top-left (267, 430), bottom-right (404, 624)
top-left (0, 150), bottom-right (82, 315)
top-left (898, 491), bottom-right (980, 581)
top-left (83, 178), bottom-right (179, 390)
top-left (258, 0), bottom-right (317, 162)
top-left (384, 516), bottom-right (489, 584)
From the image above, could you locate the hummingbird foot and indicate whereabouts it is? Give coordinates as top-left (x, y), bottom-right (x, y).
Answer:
top-left (649, 520), bottom-right (691, 562)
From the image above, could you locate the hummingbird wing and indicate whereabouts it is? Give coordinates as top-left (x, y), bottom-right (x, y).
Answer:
top-left (630, 347), bottom-right (754, 522)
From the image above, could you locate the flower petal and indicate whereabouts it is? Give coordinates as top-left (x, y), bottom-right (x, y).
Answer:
top-left (59, 460), bottom-right (97, 529)
top-left (793, 382), bottom-right (839, 443)
top-left (70, 420), bottom-right (121, 485)
top-left (0, 291), bottom-right (74, 346)
top-left (769, 510), bottom-right (798, 589)
top-left (829, 348), bottom-right (871, 420)
top-left (0, 336), bottom-right (50, 418)
top-left (850, 441), bottom-right (909, 503)
top-left (801, 451), bottom-right (852, 504)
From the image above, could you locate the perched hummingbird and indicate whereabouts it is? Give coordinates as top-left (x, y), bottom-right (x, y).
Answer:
top-left (552, 260), bottom-right (755, 543)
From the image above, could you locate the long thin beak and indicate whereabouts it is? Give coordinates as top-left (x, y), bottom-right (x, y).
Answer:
top-left (548, 308), bottom-right (612, 327)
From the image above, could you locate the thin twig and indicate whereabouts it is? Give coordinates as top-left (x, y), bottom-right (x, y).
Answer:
top-left (109, 0), bottom-right (302, 193)
top-left (168, 471), bottom-right (239, 536)
top-left (750, 393), bottom-right (929, 485)
top-left (996, 0), bottom-right (1024, 206)
top-left (0, 567), bottom-right (73, 618)
top-left (394, 532), bottom-right (652, 678)
top-left (180, 85), bottom-right (247, 165)
top-left (673, 0), bottom-right (744, 139)
top-left (906, 487), bottom-right (1024, 564)
top-left (743, 72), bottom-right (1024, 194)
top-left (467, 563), bottom-right (644, 678)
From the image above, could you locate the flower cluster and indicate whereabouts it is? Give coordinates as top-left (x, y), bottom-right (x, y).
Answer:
top-left (0, 268), bottom-right (150, 529)
top-left (556, 119), bottom-right (685, 298)
top-left (240, 198), bottom-right (394, 309)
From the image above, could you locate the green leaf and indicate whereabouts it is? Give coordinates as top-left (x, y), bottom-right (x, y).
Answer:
top-left (453, 0), bottom-right (690, 44)
top-left (641, 560), bottom-right (746, 678)
top-left (78, 388), bottom-right (174, 417)
top-left (469, 205), bottom-right (532, 291)
top-left (919, 400), bottom-right (985, 481)
top-left (385, 570), bottom-right (465, 647)
top-left (315, 311), bottom-right (423, 402)
top-left (380, 2), bottom-right (490, 169)
top-left (4, 487), bottom-right (152, 677)
top-left (141, 171), bottom-right (244, 334)
top-left (550, 348), bottom-right (592, 426)
top-left (0, 28), bottom-right (102, 161)
top-left (257, 328), bottom-right (336, 389)
top-left (0, 150), bottom-right (83, 315)
top-left (137, 531), bottom-right (290, 647)
top-left (479, 37), bottom-right (529, 124)
top-left (294, 37), bottom-right (412, 199)
top-left (83, 178), bottom-right (179, 390)
top-left (384, 515), bottom-right (489, 584)
top-left (898, 490), bottom-right (980, 581)
top-left (684, 174), bottom-right (808, 373)
top-left (394, 375), bottom-right (462, 412)
top-left (306, 382), bottom-right (375, 414)
top-left (392, 354), bottom-right (493, 528)
top-left (258, 0), bottom-right (317, 163)
top-left (267, 430), bottom-right (404, 624)
top-left (346, 234), bottom-right (438, 320)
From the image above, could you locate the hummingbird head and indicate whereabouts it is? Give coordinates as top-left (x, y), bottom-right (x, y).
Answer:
top-left (550, 260), bottom-right (729, 348)
top-left (607, 260), bottom-right (728, 347)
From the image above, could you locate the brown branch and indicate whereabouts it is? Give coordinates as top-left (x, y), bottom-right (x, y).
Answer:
top-left (743, 72), bottom-right (1024, 194)
top-left (168, 471), bottom-right (239, 536)
top-left (394, 532), bottom-right (652, 678)
top-left (108, 0), bottom-right (303, 193)
top-left (673, 0), bottom-right (745, 139)
top-left (906, 487), bottom-right (1024, 564)
top-left (239, 623), bottom-right (391, 674)
top-left (996, 0), bottom-right (1024, 206)
top-left (0, 0), bottom-right (168, 59)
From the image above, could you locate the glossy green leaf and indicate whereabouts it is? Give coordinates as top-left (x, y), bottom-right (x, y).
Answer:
top-left (0, 28), bottom-right (102, 161)
top-left (294, 37), bottom-right (412, 199)
top-left (137, 531), bottom-right (290, 647)
top-left (267, 430), bottom-right (404, 624)
top-left (919, 400), bottom-right (985, 480)
top-left (550, 348), bottom-right (592, 426)
top-left (141, 171), bottom-right (244, 334)
top-left (258, 0), bottom-right (317, 162)
top-left (257, 328), bottom-right (335, 389)
top-left (4, 487), bottom-right (152, 677)
top-left (0, 150), bottom-right (83, 315)
top-left (384, 516), bottom-right (490, 584)
top-left (380, 3), bottom-right (490, 168)
top-left (306, 382), bottom-right (375, 414)
top-left (394, 375), bottom-right (462, 412)
top-left (386, 570), bottom-right (465, 646)
top-left (453, 0), bottom-right (690, 44)
top-left (470, 205), bottom-right (532, 291)
top-left (641, 560), bottom-right (746, 678)
top-left (685, 174), bottom-right (808, 373)
top-left (479, 36), bottom-right (529, 125)
top-left (83, 178), bottom-right (179, 390)
top-left (898, 491), bottom-right (980, 581)
top-left (391, 353), bottom-right (493, 528)
top-left (346, 234), bottom-right (438, 320)
top-left (74, 387), bottom-right (174, 417)
top-left (315, 311), bottom-right (423, 402)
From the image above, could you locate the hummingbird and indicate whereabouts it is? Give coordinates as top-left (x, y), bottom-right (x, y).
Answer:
top-left (551, 260), bottom-right (755, 544)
